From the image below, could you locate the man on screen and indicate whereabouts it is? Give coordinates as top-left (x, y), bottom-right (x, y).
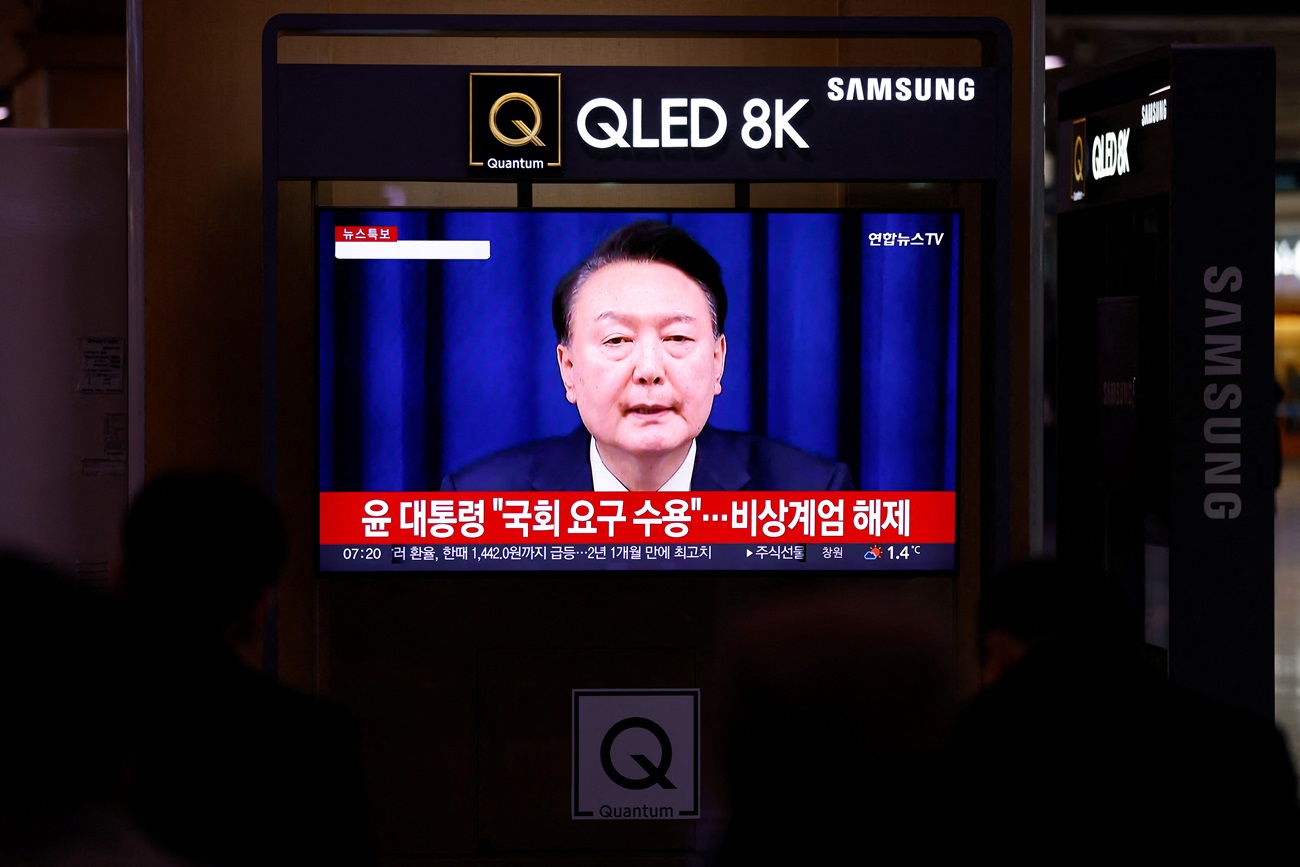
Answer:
top-left (440, 219), bottom-right (853, 492)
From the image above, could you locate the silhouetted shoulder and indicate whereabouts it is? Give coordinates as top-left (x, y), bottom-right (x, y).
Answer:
top-left (124, 641), bottom-right (375, 867)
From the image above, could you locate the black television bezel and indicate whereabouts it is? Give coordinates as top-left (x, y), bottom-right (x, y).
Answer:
top-left (263, 13), bottom-right (1016, 643)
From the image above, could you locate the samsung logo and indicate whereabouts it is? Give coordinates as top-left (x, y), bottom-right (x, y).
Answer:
top-left (1141, 98), bottom-right (1167, 126)
top-left (826, 76), bottom-right (976, 102)
top-left (1102, 379), bottom-right (1136, 408)
top-left (1202, 265), bottom-right (1244, 520)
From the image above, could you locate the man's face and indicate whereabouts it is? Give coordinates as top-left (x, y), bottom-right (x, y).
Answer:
top-left (557, 260), bottom-right (726, 464)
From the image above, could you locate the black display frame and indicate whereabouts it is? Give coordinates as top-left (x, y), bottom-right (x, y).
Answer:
top-left (261, 12), bottom-right (1016, 578)
top-left (1055, 44), bottom-right (1276, 718)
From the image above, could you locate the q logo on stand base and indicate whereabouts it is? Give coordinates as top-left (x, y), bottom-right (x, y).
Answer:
top-left (573, 689), bottom-right (699, 820)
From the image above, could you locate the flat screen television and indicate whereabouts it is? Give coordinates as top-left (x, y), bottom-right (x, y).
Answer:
top-left (317, 208), bottom-right (960, 571)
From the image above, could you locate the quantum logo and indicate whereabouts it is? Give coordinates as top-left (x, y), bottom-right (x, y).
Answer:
top-left (600, 717), bottom-right (676, 790)
top-left (489, 92), bottom-right (545, 147)
top-left (1069, 118), bottom-right (1087, 201)
top-left (470, 72), bottom-right (561, 170)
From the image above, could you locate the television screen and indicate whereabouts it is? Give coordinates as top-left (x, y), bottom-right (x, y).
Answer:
top-left (317, 208), bottom-right (960, 571)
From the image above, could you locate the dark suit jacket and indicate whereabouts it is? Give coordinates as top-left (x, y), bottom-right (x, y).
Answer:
top-left (440, 425), bottom-right (853, 491)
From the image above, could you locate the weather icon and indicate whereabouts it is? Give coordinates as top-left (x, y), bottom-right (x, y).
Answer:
top-left (864, 545), bottom-right (883, 561)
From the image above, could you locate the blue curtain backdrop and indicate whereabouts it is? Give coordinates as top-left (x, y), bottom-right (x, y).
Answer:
top-left (319, 209), bottom-right (960, 493)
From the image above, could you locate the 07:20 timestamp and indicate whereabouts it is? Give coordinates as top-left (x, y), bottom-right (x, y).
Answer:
top-left (341, 546), bottom-right (384, 561)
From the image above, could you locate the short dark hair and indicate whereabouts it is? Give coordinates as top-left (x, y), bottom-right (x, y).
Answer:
top-left (551, 219), bottom-right (728, 345)
top-left (978, 557), bottom-right (1128, 648)
top-left (121, 469), bottom-right (286, 632)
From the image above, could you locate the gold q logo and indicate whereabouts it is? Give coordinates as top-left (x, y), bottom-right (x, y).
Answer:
top-left (489, 92), bottom-right (545, 147)
top-left (1073, 134), bottom-right (1085, 182)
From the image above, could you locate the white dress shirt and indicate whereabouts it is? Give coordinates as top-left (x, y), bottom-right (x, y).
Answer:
top-left (589, 436), bottom-right (696, 491)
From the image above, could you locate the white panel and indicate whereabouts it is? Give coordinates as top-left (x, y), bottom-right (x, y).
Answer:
top-left (334, 239), bottom-right (491, 260)
top-left (0, 130), bottom-right (128, 580)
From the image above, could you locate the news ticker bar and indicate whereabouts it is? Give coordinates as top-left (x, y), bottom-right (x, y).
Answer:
top-left (319, 491), bottom-right (956, 546)
top-left (320, 542), bottom-right (955, 572)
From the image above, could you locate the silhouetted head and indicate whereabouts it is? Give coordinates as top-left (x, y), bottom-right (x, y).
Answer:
top-left (119, 470), bottom-right (286, 636)
top-left (710, 582), bottom-right (956, 861)
top-left (977, 557), bottom-right (1129, 685)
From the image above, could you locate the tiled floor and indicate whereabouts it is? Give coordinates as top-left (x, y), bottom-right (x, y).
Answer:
top-left (1276, 458), bottom-right (1300, 764)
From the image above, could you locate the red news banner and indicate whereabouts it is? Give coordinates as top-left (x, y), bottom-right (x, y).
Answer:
top-left (334, 225), bottom-right (398, 241)
top-left (320, 492), bottom-right (956, 546)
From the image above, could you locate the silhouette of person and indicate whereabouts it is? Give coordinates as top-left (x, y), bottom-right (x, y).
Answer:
top-left (0, 551), bottom-right (189, 865)
top-left (708, 581), bottom-right (956, 865)
top-left (947, 557), bottom-right (1300, 858)
top-left (114, 470), bottom-right (376, 867)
